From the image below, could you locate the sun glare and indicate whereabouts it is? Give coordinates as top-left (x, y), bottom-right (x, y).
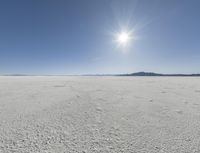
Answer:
top-left (116, 31), bottom-right (132, 47)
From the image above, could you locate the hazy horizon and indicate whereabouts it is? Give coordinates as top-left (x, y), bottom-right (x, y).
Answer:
top-left (0, 0), bottom-right (200, 75)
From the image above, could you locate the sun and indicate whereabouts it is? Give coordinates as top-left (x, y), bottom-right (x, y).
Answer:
top-left (116, 31), bottom-right (131, 47)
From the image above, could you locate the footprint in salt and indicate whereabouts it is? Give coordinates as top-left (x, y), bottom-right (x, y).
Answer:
top-left (96, 107), bottom-right (102, 112)
top-left (149, 99), bottom-right (153, 102)
top-left (175, 109), bottom-right (183, 114)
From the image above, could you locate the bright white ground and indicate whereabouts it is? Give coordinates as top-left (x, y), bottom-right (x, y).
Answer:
top-left (0, 76), bottom-right (200, 153)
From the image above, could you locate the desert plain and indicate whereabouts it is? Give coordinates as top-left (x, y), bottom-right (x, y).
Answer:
top-left (0, 76), bottom-right (200, 153)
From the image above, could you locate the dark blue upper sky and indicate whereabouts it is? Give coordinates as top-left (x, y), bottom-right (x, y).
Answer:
top-left (0, 0), bottom-right (200, 75)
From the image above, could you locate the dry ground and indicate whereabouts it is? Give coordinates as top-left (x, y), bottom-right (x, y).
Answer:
top-left (0, 76), bottom-right (200, 153)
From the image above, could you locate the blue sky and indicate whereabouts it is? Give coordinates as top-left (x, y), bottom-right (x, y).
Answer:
top-left (0, 0), bottom-right (200, 75)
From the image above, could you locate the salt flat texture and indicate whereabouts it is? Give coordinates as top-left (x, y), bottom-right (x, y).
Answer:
top-left (0, 76), bottom-right (200, 153)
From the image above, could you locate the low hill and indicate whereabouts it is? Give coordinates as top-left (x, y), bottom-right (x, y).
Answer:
top-left (118, 72), bottom-right (200, 76)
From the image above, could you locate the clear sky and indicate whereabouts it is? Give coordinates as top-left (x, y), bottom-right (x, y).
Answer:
top-left (0, 0), bottom-right (200, 75)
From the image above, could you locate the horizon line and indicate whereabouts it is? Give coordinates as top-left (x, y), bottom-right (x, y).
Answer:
top-left (1, 71), bottom-right (200, 76)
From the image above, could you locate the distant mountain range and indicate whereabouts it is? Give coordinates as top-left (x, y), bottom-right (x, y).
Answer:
top-left (118, 72), bottom-right (200, 76)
